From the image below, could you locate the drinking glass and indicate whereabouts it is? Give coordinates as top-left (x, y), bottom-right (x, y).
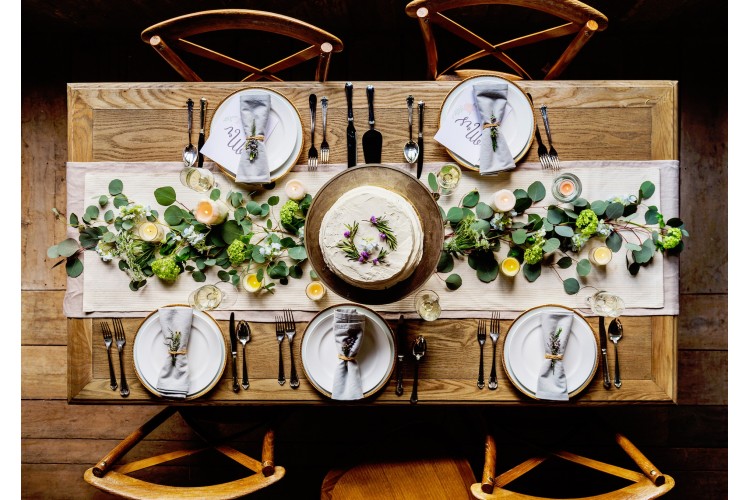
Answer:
top-left (188, 282), bottom-right (237, 311)
top-left (435, 163), bottom-right (462, 197)
top-left (415, 289), bottom-right (441, 321)
top-left (180, 166), bottom-right (215, 192)
top-left (586, 290), bottom-right (624, 317)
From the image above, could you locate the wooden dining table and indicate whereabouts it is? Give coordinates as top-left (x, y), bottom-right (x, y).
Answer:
top-left (66, 80), bottom-right (678, 405)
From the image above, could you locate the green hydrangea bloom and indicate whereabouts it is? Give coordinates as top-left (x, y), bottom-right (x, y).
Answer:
top-left (662, 227), bottom-right (683, 249)
top-left (280, 200), bottom-right (301, 227)
top-left (227, 239), bottom-right (247, 266)
top-left (151, 256), bottom-right (180, 281)
top-left (576, 209), bottom-right (599, 236)
top-left (524, 245), bottom-right (543, 265)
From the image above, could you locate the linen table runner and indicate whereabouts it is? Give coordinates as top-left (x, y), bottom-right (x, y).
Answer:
top-left (65, 160), bottom-right (679, 321)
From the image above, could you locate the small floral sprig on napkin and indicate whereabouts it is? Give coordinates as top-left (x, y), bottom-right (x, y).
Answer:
top-left (164, 329), bottom-right (182, 366)
top-left (547, 327), bottom-right (562, 368)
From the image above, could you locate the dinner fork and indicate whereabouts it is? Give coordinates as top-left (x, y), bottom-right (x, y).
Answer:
top-left (476, 319), bottom-right (486, 389)
top-left (112, 318), bottom-right (130, 397)
top-left (237, 320), bottom-right (251, 390)
top-left (100, 322), bottom-right (117, 391)
top-left (307, 94), bottom-right (318, 170)
top-left (540, 105), bottom-right (560, 170)
top-left (488, 311), bottom-right (501, 390)
top-left (320, 96), bottom-right (329, 163)
top-left (274, 316), bottom-right (286, 386)
top-left (283, 309), bottom-right (300, 389)
top-left (526, 93), bottom-right (550, 169)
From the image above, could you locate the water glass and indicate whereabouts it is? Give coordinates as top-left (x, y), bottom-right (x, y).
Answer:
top-left (586, 290), bottom-right (624, 317)
top-left (415, 289), bottom-right (441, 321)
top-left (188, 282), bottom-right (237, 311)
top-left (180, 166), bottom-right (215, 192)
top-left (435, 163), bottom-right (462, 197)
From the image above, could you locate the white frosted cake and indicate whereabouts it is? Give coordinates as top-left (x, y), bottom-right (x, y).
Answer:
top-left (319, 186), bottom-right (424, 290)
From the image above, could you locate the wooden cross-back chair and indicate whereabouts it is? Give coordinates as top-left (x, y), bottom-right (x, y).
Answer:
top-left (405, 0), bottom-right (608, 81)
top-left (141, 9), bottom-right (344, 82)
top-left (83, 407), bottom-right (285, 499)
top-left (472, 432), bottom-right (675, 499)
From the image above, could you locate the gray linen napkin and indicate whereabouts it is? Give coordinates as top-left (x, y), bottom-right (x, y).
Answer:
top-left (535, 311), bottom-right (574, 401)
top-left (473, 83), bottom-right (515, 175)
top-left (331, 308), bottom-right (365, 400)
top-left (155, 306), bottom-right (193, 398)
top-left (236, 94), bottom-right (271, 184)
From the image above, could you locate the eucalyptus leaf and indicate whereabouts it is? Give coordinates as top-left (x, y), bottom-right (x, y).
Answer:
top-left (437, 251), bottom-right (454, 273)
top-left (47, 245), bottom-right (60, 259)
top-left (462, 190), bottom-right (479, 208)
top-left (267, 219), bottom-right (273, 229)
top-left (542, 238), bottom-right (560, 253)
top-left (623, 203), bottom-right (638, 217)
top-left (218, 270), bottom-right (230, 281)
top-left (230, 192), bottom-right (244, 208)
top-left (527, 181), bottom-right (546, 202)
top-left (605, 202), bottom-right (624, 220)
top-left (154, 186), bottom-right (176, 206)
top-left (428, 172), bottom-right (438, 192)
top-left (564, 209), bottom-right (579, 220)
top-left (121, 220), bottom-right (134, 231)
top-left (563, 278), bottom-right (580, 295)
top-left (606, 231), bottom-right (623, 252)
top-left (475, 202), bottom-right (494, 220)
top-left (209, 188), bottom-right (220, 201)
top-left (439, 206), bottom-right (446, 221)
top-left (221, 220), bottom-right (243, 245)
top-left (57, 238), bottom-right (80, 257)
top-left (260, 204), bottom-right (270, 217)
top-left (471, 219), bottom-right (491, 234)
top-left (512, 229), bottom-right (528, 245)
top-left (104, 210), bottom-right (114, 223)
top-left (645, 207), bottom-right (660, 225)
top-left (288, 246), bottom-right (307, 260)
top-left (234, 207), bottom-right (247, 220)
top-left (252, 246), bottom-right (266, 263)
top-left (667, 217), bottom-right (684, 228)
top-left (69, 213), bottom-right (79, 226)
top-left (268, 195), bottom-right (280, 206)
top-left (640, 181), bottom-right (655, 199)
top-left (514, 196), bottom-right (532, 213)
top-left (554, 225), bottom-right (574, 237)
top-left (289, 264), bottom-right (303, 279)
top-left (280, 237), bottom-right (296, 248)
top-left (543, 218), bottom-right (553, 232)
top-left (108, 179), bottom-right (123, 196)
top-left (513, 189), bottom-right (528, 199)
top-left (113, 194), bottom-right (129, 208)
top-left (192, 270), bottom-right (207, 282)
top-left (625, 242), bottom-right (642, 251)
top-left (633, 238), bottom-right (656, 263)
top-left (269, 261), bottom-right (289, 279)
top-left (475, 254), bottom-right (499, 283)
top-left (572, 198), bottom-right (589, 208)
top-left (591, 200), bottom-right (608, 216)
top-left (446, 207), bottom-right (464, 223)
top-left (98, 195), bottom-right (108, 207)
top-left (556, 256), bottom-right (573, 269)
top-left (628, 261), bottom-right (641, 275)
top-left (523, 262), bottom-right (541, 282)
top-left (547, 207), bottom-right (565, 224)
top-left (446, 273), bottom-right (463, 290)
top-left (576, 259), bottom-right (592, 276)
top-left (309, 269), bottom-right (319, 280)
top-left (66, 257), bottom-right (84, 278)
top-left (164, 205), bottom-right (184, 226)
top-left (85, 205), bottom-right (99, 220)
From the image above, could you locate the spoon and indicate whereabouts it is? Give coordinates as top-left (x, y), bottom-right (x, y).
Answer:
top-left (410, 335), bottom-right (427, 404)
top-left (608, 318), bottom-right (623, 389)
top-left (403, 95), bottom-right (419, 164)
top-left (237, 320), bottom-right (251, 390)
top-left (183, 98), bottom-right (198, 167)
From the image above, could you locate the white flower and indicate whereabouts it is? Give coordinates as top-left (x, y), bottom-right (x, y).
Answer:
top-left (271, 242), bottom-right (281, 251)
top-left (95, 240), bottom-right (117, 262)
top-left (258, 246), bottom-right (267, 256)
top-left (571, 233), bottom-right (589, 252)
top-left (597, 221), bottom-right (613, 237)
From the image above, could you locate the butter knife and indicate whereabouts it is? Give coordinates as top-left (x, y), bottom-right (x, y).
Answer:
top-left (416, 100), bottom-right (424, 179)
top-left (230, 312), bottom-right (239, 393)
top-left (345, 82), bottom-right (356, 167)
top-left (395, 314), bottom-right (406, 396)
top-left (599, 316), bottom-right (612, 389)
top-left (197, 97), bottom-right (206, 168)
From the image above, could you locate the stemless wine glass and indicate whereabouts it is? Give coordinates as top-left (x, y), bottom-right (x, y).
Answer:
top-left (415, 289), bottom-right (441, 321)
top-left (188, 281), bottom-right (237, 311)
top-left (586, 290), bottom-right (624, 317)
top-left (435, 163), bottom-right (462, 197)
top-left (179, 166), bottom-right (215, 192)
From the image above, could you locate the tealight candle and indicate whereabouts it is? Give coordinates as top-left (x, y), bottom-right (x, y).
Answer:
top-left (552, 173), bottom-right (582, 203)
top-left (284, 179), bottom-right (307, 201)
top-left (492, 189), bottom-right (516, 212)
top-left (501, 257), bottom-right (520, 277)
top-left (194, 199), bottom-right (229, 225)
top-left (137, 222), bottom-right (164, 242)
top-left (242, 272), bottom-right (263, 292)
top-left (589, 246), bottom-right (613, 266)
top-left (305, 281), bottom-right (327, 301)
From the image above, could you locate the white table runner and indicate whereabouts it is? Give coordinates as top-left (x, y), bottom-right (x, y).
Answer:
top-left (64, 160), bottom-right (680, 321)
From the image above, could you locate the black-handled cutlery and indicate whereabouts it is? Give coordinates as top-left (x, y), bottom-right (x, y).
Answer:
top-left (230, 312), bottom-right (239, 393)
top-left (197, 97), bottom-right (206, 168)
top-left (609, 318), bottom-right (623, 389)
top-left (362, 85), bottom-right (383, 163)
top-left (410, 335), bottom-right (427, 404)
top-left (395, 315), bottom-right (406, 396)
top-left (345, 82), bottom-right (357, 167)
top-left (237, 320), bottom-right (251, 390)
top-left (599, 316), bottom-right (612, 389)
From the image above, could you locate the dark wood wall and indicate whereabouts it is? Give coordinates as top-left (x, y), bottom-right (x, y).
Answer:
top-left (21, 0), bottom-right (727, 498)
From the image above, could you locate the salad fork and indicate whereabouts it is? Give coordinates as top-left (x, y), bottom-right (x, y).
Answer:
top-left (112, 318), bottom-right (130, 398)
top-left (320, 97), bottom-right (329, 163)
top-left (526, 93), bottom-right (550, 169)
top-left (283, 309), bottom-right (300, 388)
top-left (540, 105), bottom-right (560, 170)
top-left (476, 319), bottom-right (486, 389)
top-left (100, 322), bottom-right (117, 391)
top-left (307, 94), bottom-right (318, 170)
top-left (488, 311), bottom-right (501, 390)
top-left (274, 316), bottom-right (286, 386)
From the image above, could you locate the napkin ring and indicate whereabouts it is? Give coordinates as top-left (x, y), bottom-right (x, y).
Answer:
top-left (337, 354), bottom-right (357, 362)
top-left (169, 349), bottom-right (187, 355)
top-left (483, 115), bottom-right (500, 152)
top-left (244, 134), bottom-right (265, 161)
top-left (544, 354), bottom-right (563, 360)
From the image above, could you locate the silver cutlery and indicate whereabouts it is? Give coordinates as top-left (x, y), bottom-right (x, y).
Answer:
top-left (283, 309), bottom-right (300, 389)
top-left (237, 320), bottom-right (251, 390)
top-left (403, 95), bottom-right (419, 164)
top-left (230, 312), bottom-right (239, 393)
top-left (488, 311), bottom-right (501, 390)
top-left (526, 93), bottom-right (550, 169)
top-left (540, 105), bottom-right (560, 170)
top-left (274, 316), bottom-right (285, 386)
top-left (307, 94), bottom-right (318, 170)
top-left (609, 318), bottom-right (623, 389)
top-left (410, 335), bottom-right (427, 404)
top-left (112, 318), bottom-right (129, 397)
top-left (476, 319), bottom-right (486, 389)
top-left (599, 316), bottom-right (612, 390)
top-left (395, 314), bottom-right (406, 396)
top-left (100, 322), bottom-right (117, 391)
top-left (183, 98), bottom-right (197, 167)
top-left (320, 96), bottom-right (329, 163)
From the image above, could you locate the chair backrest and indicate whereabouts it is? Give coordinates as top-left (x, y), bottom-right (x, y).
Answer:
top-left (83, 407), bottom-right (285, 499)
top-left (141, 9), bottom-right (344, 82)
top-left (405, 0), bottom-right (608, 80)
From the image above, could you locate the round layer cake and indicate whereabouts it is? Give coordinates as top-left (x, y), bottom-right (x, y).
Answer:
top-left (319, 185), bottom-right (424, 290)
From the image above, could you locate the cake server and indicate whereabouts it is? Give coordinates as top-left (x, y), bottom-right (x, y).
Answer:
top-left (362, 85), bottom-right (382, 163)
top-left (345, 82), bottom-right (357, 167)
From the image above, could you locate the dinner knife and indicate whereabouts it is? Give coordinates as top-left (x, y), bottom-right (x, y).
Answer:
top-left (416, 100), bottom-right (424, 179)
top-left (197, 97), bottom-right (207, 168)
top-left (345, 82), bottom-right (357, 167)
top-left (395, 314), bottom-right (406, 396)
top-left (599, 316), bottom-right (612, 389)
top-left (362, 85), bottom-right (382, 163)
top-left (230, 312), bottom-right (239, 393)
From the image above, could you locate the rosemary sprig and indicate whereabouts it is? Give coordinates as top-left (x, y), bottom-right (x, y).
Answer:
top-left (164, 329), bottom-right (182, 366)
top-left (336, 222), bottom-right (361, 261)
top-left (367, 215), bottom-right (397, 250)
top-left (548, 327), bottom-right (562, 368)
top-left (244, 120), bottom-right (259, 161)
top-left (489, 114), bottom-right (498, 152)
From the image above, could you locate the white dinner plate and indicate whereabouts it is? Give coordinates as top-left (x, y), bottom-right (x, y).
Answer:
top-left (438, 75), bottom-right (534, 169)
top-left (301, 305), bottom-right (395, 399)
top-left (502, 305), bottom-right (597, 399)
top-left (208, 87), bottom-right (303, 182)
top-left (133, 305), bottom-right (226, 400)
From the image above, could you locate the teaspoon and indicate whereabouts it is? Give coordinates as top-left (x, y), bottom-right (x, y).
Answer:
top-left (608, 318), bottom-right (623, 389)
top-left (183, 98), bottom-right (198, 167)
top-left (404, 95), bottom-right (419, 164)
top-left (410, 335), bottom-right (427, 404)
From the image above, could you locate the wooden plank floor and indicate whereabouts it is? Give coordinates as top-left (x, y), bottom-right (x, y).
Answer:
top-left (21, 0), bottom-right (727, 498)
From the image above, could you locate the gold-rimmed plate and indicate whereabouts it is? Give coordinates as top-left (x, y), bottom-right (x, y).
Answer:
top-left (437, 75), bottom-right (534, 170)
top-left (204, 87), bottom-right (303, 183)
top-left (502, 304), bottom-right (598, 400)
top-left (132, 305), bottom-right (226, 400)
top-left (304, 165), bottom-right (444, 305)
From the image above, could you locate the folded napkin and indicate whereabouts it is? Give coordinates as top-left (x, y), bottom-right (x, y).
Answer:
top-left (473, 83), bottom-right (515, 175)
top-left (535, 311), bottom-right (574, 401)
top-left (155, 306), bottom-right (193, 398)
top-left (331, 308), bottom-right (365, 400)
top-left (236, 94), bottom-right (271, 184)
